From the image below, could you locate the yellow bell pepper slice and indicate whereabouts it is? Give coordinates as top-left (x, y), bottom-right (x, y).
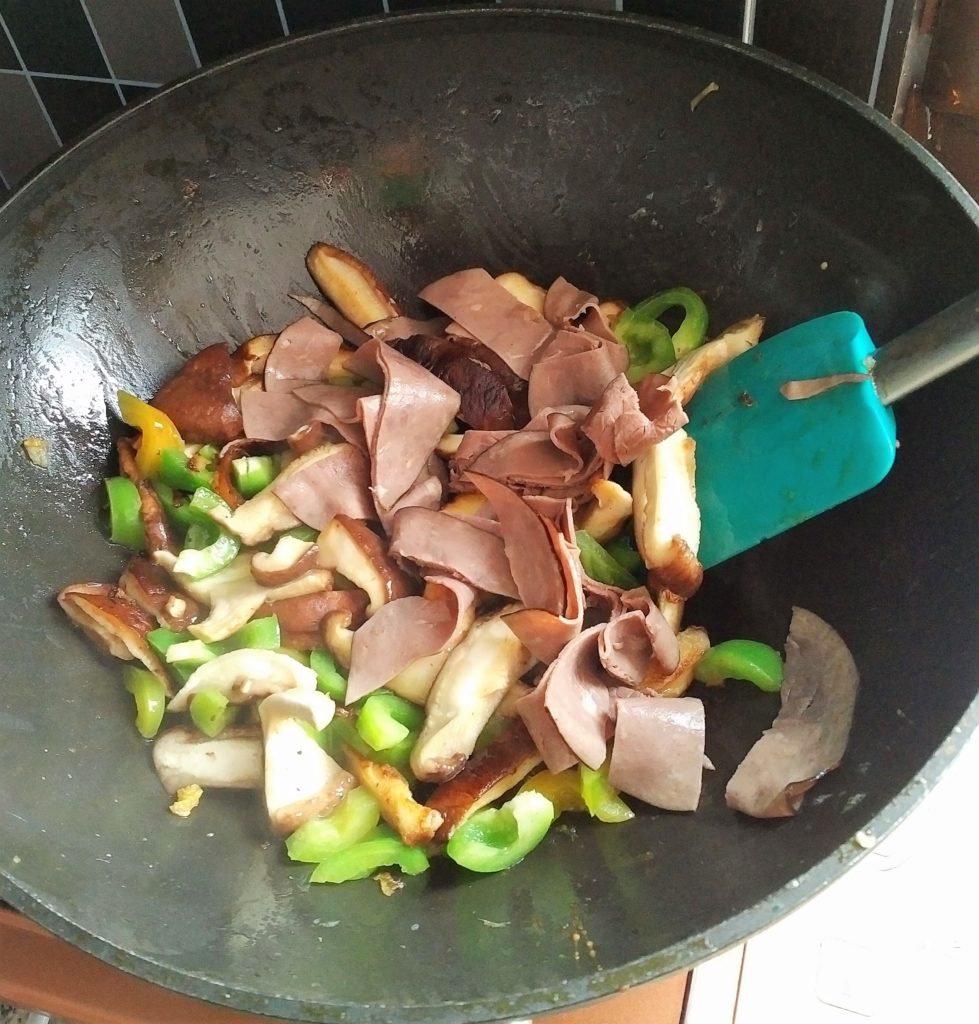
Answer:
top-left (520, 769), bottom-right (587, 815)
top-left (117, 390), bottom-right (183, 479)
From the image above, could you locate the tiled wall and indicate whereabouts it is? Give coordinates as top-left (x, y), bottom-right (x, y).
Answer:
top-left (0, 0), bottom-right (915, 199)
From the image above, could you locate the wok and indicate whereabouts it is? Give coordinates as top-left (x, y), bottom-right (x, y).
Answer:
top-left (1, 8), bottom-right (977, 1022)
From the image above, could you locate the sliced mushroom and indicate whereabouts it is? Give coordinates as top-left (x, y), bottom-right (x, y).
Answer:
top-left (231, 333), bottom-right (276, 378)
top-left (344, 745), bottom-right (443, 847)
top-left (495, 272), bottom-right (546, 313)
top-left (440, 492), bottom-right (490, 518)
top-left (435, 432), bottom-right (465, 458)
top-left (426, 718), bottom-right (542, 841)
top-left (577, 478), bottom-right (634, 543)
top-left (410, 609), bottom-right (534, 784)
top-left (305, 243), bottom-right (400, 329)
top-left (116, 438), bottom-right (178, 555)
top-left (261, 588), bottom-right (369, 636)
top-left (656, 589), bottom-right (686, 634)
top-left (641, 626), bottom-right (710, 698)
top-left (289, 292), bottom-right (371, 347)
top-left (599, 299), bottom-right (627, 326)
top-left (58, 583), bottom-right (171, 693)
top-left (154, 550), bottom-right (332, 642)
top-left (316, 515), bottom-right (415, 616)
top-left (166, 648), bottom-right (318, 712)
top-left (670, 314), bottom-right (765, 405)
top-left (322, 608), bottom-right (356, 669)
top-left (259, 689), bottom-right (354, 835)
top-left (119, 556), bottom-right (202, 631)
top-left (250, 536), bottom-right (319, 586)
top-left (152, 725), bottom-right (264, 795)
top-left (632, 427), bottom-right (703, 599)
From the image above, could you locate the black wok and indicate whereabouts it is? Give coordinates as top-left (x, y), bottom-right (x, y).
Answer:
top-left (1, 8), bottom-right (977, 1022)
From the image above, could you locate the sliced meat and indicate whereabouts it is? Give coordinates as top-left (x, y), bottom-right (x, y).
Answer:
top-left (389, 506), bottom-right (519, 599)
top-left (151, 343), bottom-right (246, 444)
top-left (515, 679), bottom-right (579, 774)
top-left (346, 339), bottom-right (460, 512)
top-left (419, 268), bottom-right (553, 379)
top-left (598, 588), bottom-right (680, 684)
top-left (608, 692), bottom-right (705, 811)
top-left (543, 276), bottom-right (603, 327)
top-left (293, 382), bottom-right (372, 450)
top-left (271, 443), bottom-right (374, 529)
top-left (240, 390), bottom-right (312, 441)
top-left (366, 316), bottom-right (450, 342)
top-left (725, 608), bottom-right (859, 818)
top-left (583, 373), bottom-right (688, 465)
top-left (263, 317), bottom-right (343, 392)
top-left (289, 292), bottom-right (370, 347)
top-left (527, 328), bottom-right (628, 418)
top-left (345, 590), bottom-right (462, 703)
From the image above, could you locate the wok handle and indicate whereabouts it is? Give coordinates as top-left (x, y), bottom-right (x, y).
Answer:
top-left (874, 289), bottom-right (979, 406)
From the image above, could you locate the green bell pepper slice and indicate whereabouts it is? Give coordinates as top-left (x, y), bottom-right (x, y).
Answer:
top-left (286, 787), bottom-right (381, 863)
top-left (604, 531), bottom-right (644, 576)
top-left (164, 638), bottom-right (217, 669)
top-left (579, 765), bottom-right (634, 823)
top-left (446, 791), bottom-right (555, 873)
top-left (146, 628), bottom-right (197, 684)
top-left (232, 455), bottom-right (279, 498)
top-left (694, 639), bottom-right (784, 693)
top-left (308, 825), bottom-right (430, 884)
top-left (356, 692), bottom-right (425, 752)
top-left (615, 285), bottom-right (710, 382)
top-left (104, 476), bottom-right (146, 551)
top-left (189, 687), bottom-right (237, 738)
top-left (157, 446), bottom-right (215, 493)
top-left (219, 615), bottom-right (280, 653)
top-left (171, 488), bottom-right (240, 580)
top-left (123, 666), bottom-right (167, 739)
top-left (575, 530), bottom-right (640, 590)
top-left (309, 649), bottom-right (348, 702)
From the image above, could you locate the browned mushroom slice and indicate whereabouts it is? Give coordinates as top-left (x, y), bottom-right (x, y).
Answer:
top-left (250, 535), bottom-right (320, 587)
top-left (259, 588), bottom-right (369, 635)
top-left (322, 608), bottom-right (356, 669)
top-left (316, 515), bottom-right (416, 615)
top-left (116, 438), bottom-right (178, 555)
top-left (344, 745), bottom-right (443, 847)
top-left (305, 243), bottom-right (400, 329)
top-left (231, 333), bottom-right (276, 378)
top-left (151, 342), bottom-right (248, 444)
top-left (640, 626), bottom-right (710, 698)
top-left (57, 583), bottom-right (171, 693)
top-left (426, 718), bottom-right (543, 842)
top-left (119, 555), bottom-right (202, 631)
top-left (670, 315), bottom-right (765, 405)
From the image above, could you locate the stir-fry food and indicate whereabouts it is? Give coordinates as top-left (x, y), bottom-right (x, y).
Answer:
top-left (58, 244), bottom-right (859, 884)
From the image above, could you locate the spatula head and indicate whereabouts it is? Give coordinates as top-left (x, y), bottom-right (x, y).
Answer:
top-left (688, 311), bottom-right (897, 568)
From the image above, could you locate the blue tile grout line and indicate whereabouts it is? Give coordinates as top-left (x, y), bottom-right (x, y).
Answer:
top-left (0, 13), bottom-right (62, 147)
top-left (274, 0), bottom-right (290, 36)
top-left (77, 0), bottom-right (126, 104)
top-left (0, 68), bottom-right (163, 89)
top-left (172, 0), bottom-right (202, 69)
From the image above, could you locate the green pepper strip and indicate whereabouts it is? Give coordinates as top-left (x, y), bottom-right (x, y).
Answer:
top-left (104, 476), bottom-right (146, 551)
top-left (694, 639), bottom-right (784, 693)
top-left (615, 285), bottom-right (710, 382)
top-left (604, 531), bottom-right (644, 576)
top-left (283, 525), bottom-right (319, 543)
top-left (232, 455), bottom-right (279, 498)
top-left (579, 765), bottom-right (634, 823)
top-left (165, 638), bottom-right (217, 669)
top-left (189, 687), bottom-right (237, 738)
top-left (356, 692), bottom-right (425, 752)
top-left (146, 628), bottom-right (196, 684)
top-left (630, 286), bottom-right (710, 359)
top-left (575, 530), bottom-right (640, 589)
top-left (446, 791), bottom-right (555, 873)
top-left (157, 446), bottom-right (215, 493)
top-left (308, 825), bottom-right (429, 884)
top-left (219, 615), bottom-right (280, 653)
top-left (171, 488), bottom-right (240, 580)
top-left (309, 649), bottom-right (348, 702)
top-left (123, 666), bottom-right (167, 739)
top-left (286, 788), bottom-right (381, 863)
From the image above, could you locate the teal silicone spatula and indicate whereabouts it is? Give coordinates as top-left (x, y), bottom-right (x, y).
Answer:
top-left (687, 290), bottom-right (979, 568)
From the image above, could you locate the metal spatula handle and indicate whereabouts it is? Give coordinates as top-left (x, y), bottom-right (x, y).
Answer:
top-left (874, 289), bottom-right (979, 406)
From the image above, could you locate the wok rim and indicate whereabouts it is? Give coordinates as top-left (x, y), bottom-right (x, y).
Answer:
top-left (1, 7), bottom-right (977, 1021)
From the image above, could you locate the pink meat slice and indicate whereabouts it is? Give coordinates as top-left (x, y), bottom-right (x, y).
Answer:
top-left (582, 373), bottom-right (688, 465)
top-left (527, 328), bottom-right (629, 418)
top-left (516, 679), bottom-right (579, 774)
top-left (725, 607), bottom-right (859, 818)
top-left (271, 444), bottom-right (375, 528)
top-left (345, 578), bottom-right (477, 703)
top-left (599, 587), bottom-right (680, 684)
top-left (365, 315), bottom-right (450, 342)
top-left (389, 507), bottom-right (519, 599)
top-left (240, 390), bottom-right (311, 440)
top-left (263, 317), bottom-right (343, 392)
top-left (609, 692), bottom-right (706, 811)
top-left (347, 338), bottom-right (460, 511)
top-left (419, 268), bottom-right (553, 379)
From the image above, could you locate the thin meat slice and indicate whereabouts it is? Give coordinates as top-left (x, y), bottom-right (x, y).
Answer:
top-left (598, 587), bottom-right (680, 684)
top-left (419, 268), bottom-right (553, 379)
top-left (725, 608), bottom-right (859, 818)
top-left (240, 390), bottom-right (312, 441)
top-left (527, 328), bottom-right (628, 418)
top-left (346, 339), bottom-right (460, 512)
top-left (583, 374), bottom-right (688, 465)
top-left (389, 507), bottom-right (519, 599)
top-left (609, 692), bottom-right (705, 811)
top-left (289, 292), bottom-right (370, 347)
top-left (271, 444), bottom-right (375, 529)
top-left (543, 277), bottom-right (602, 327)
top-left (345, 579), bottom-right (477, 703)
top-left (516, 679), bottom-right (579, 774)
top-left (366, 316), bottom-right (450, 342)
top-left (263, 317), bottom-right (343, 392)
top-left (295, 382), bottom-right (372, 450)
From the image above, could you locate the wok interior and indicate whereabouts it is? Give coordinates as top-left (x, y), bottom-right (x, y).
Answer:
top-left (0, 11), bottom-right (977, 1023)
